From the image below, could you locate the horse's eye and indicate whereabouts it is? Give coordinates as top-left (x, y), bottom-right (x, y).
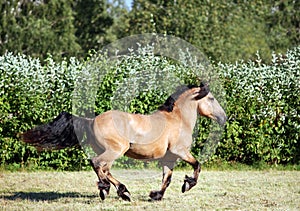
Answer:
top-left (209, 97), bottom-right (214, 101)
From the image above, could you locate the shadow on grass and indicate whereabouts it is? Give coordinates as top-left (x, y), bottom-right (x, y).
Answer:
top-left (3, 191), bottom-right (97, 202)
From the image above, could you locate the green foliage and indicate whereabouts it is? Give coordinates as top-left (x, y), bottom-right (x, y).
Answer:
top-left (217, 46), bottom-right (300, 164)
top-left (1, 0), bottom-right (298, 64)
top-left (73, 0), bottom-right (114, 56)
top-left (0, 52), bottom-right (85, 170)
top-left (126, 0), bottom-right (298, 63)
top-left (0, 0), bottom-right (299, 170)
top-left (265, 0), bottom-right (300, 53)
top-left (0, 0), bottom-right (81, 61)
top-left (0, 46), bottom-right (299, 171)
top-left (95, 47), bottom-right (182, 114)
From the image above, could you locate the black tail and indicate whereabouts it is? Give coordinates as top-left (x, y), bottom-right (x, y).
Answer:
top-left (21, 111), bottom-right (94, 150)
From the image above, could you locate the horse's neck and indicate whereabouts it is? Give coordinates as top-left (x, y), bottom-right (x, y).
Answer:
top-left (176, 100), bottom-right (198, 132)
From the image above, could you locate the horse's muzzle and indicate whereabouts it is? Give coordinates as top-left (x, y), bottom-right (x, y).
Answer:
top-left (216, 115), bottom-right (227, 126)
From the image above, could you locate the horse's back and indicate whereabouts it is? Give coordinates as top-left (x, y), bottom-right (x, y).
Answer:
top-left (93, 110), bottom-right (168, 145)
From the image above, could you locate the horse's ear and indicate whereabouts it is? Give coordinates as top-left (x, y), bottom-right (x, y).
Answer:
top-left (199, 81), bottom-right (209, 87)
top-left (195, 83), bottom-right (209, 100)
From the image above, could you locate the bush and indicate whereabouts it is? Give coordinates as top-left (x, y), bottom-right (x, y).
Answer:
top-left (0, 47), bottom-right (202, 170)
top-left (0, 46), bottom-right (299, 171)
top-left (217, 47), bottom-right (300, 164)
top-left (0, 53), bottom-right (87, 170)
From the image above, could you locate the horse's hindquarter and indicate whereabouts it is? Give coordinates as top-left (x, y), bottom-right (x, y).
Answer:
top-left (92, 111), bottom-right (130, 153)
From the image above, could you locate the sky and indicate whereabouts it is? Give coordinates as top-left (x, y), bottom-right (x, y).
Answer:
top-left (124, 0), bottom-right (133, 9)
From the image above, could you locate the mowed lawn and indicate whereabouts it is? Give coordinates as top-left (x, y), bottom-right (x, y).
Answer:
top-left (0, 169), bottom-right (299, 210)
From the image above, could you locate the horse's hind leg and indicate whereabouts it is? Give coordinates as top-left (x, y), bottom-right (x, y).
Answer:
top-left (90, 149), bottom-right (131, 201)
top-left (106, 170), bottom-right (131, 201)
top-left (90, 158), bottom-right (111, 200)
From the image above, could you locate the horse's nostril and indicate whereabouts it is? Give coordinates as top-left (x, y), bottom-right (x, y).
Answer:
top-left (216, 116), bottom-right (226, 126)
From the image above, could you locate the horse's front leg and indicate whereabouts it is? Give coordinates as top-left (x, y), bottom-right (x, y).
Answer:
top-left (149, 165), bottom-right (173, 200)
top-left (180, 150), bottom-right (201, 193)
top-left (149, 152), bottom-right (177, 200)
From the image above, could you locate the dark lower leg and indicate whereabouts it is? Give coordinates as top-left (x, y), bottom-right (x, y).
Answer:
top-left (90, 148), bottom-right (131, 201)
top-left (90, 159), bottom-right (111, 200)
top-left (106, 172), bottom-right (131, 201)
top-left (97, 178), bottom-right (111, 200)
top-left (182, 160), bottom-right (201, 193)
top-left (149, 166), bottom-right (173, 200)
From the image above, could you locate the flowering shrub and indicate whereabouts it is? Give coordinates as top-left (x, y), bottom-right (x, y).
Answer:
top-left (0, 46), bottom-right (299, 170)
top-left (0, 53), bottom-right (88, 170)
top-left (217, 47), bottom-right (300, 164)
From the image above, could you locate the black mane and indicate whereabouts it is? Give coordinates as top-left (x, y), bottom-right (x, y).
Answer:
top-left (158, 85), bottom-right (198, 112)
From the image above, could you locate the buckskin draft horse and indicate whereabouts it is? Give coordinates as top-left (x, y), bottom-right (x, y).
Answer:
top-left (22, 82), bottom-right (226, 201)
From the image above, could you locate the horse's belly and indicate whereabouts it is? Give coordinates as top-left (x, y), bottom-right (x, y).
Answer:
top-left (124, 142), bottom-right (167, 160)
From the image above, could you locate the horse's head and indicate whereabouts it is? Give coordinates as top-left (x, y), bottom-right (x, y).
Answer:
top-left (193, 83), bottom-right (227, 126)
top-left (159, 83), bottom-right (227, 126)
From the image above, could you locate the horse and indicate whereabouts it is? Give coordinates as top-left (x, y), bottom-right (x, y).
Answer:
top-left (21, 82), bottom-right (226, 201)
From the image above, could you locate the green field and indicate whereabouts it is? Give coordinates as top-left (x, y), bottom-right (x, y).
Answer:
top-left (0, 169), bottom-right (299, 210)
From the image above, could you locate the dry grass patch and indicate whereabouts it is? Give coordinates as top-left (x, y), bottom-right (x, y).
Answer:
top-left (0, 169), bottom-right (299, 210)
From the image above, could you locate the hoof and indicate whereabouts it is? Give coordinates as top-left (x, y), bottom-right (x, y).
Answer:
top-left (97, 180), bottom-right (110, 200)
top-left (120, 191), bottom-right (131, 201)
top-left (181, 175), bottom-right (197, 193)
top-left (99, 189), bottom-right (108, 200)
top-left (117, 184), bottom-right (131, 201)
top-left (149, 190), bottom-right (163, 201)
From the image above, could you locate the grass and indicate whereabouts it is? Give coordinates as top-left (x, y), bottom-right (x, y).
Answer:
top-left (0, 169), bottom-right (299, 210)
